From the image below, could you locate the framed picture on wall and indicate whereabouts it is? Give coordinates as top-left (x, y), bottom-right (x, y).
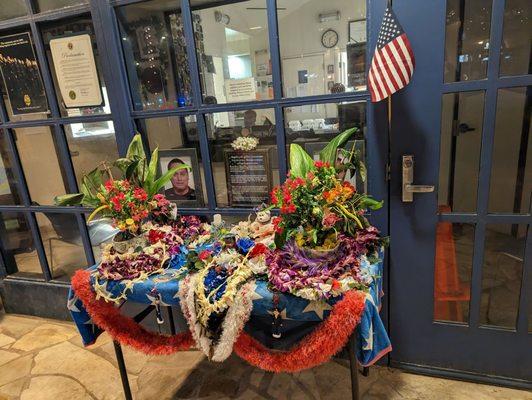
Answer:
top-left (304, 140), bottom-right (367, 194)
top-left (159, 148), bottom-right (204, 208)
top-left (348, 19), bottom-right (367, 44)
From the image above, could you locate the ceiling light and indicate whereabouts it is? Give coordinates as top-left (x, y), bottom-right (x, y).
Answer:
top-left (249, 26), bottom-right (262, 30)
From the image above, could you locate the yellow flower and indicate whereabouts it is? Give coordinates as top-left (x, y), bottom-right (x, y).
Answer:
top-left (295, 233), bottom-right (306, 246)
top-left (97, 193), bottom-right (105, 203)
top-left (126, 218), bottom-right (134, 225)
top-left (117, 222), bottom-right (126, 230)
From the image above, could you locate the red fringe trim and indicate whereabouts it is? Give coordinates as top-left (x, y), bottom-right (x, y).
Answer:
top-left (233, 290), bottom-right (366, 372)
top-left (71, 270), bottom-right (193, 354)
top-left (72, 270), bottom-right (366, 372)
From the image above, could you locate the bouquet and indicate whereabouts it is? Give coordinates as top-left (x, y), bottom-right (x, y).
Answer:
top-left (231, 136), bottom-right (259, 151)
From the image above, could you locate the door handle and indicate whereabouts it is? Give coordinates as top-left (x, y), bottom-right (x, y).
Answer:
top-left (402, 155), bottom-right (434, 202)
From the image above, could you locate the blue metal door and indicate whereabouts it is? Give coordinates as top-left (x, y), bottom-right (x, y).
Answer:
top-left (389, 0), bottom-right (531, 385)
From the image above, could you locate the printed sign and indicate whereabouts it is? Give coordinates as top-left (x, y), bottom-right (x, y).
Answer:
top-left (224, 149), bottom-right (272, 207)
top-left (225, 77), bottom-right (256, 103)
top-left (50, 34), bottom-right (102, 108)
top-left (0, 33), bottom-right (49, 115)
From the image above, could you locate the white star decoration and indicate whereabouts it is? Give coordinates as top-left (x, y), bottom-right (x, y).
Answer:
top-left (302, 300), bottom-right (333, 320)
top-left (250, 290), bottom-right (264, 302)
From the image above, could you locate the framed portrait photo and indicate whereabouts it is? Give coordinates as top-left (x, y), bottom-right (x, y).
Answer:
top-left (304, 140), bottom-right (367, 194)
top-left (158, 148), bottom-right (204, 208)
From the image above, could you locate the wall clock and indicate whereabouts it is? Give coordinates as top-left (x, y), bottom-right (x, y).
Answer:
top-left (321, 29), bottom-right (339, 48)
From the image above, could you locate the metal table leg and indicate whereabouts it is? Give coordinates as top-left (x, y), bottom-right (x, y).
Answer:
top-left (113, 341), bottom-right (133, 400)
top-left (347, 332), bottom-right (360, 400)
top-left (167, 306), bottom-right (176, 335)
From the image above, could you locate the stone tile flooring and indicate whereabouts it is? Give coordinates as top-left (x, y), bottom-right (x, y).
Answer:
top-left (0, 312), bottom-right (530, 400)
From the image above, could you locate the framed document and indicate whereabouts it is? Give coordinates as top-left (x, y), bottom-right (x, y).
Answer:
top-left (0, 32), bottom-right (49, 115)
top-left (348, 19), bottom-right (367, 44)
top-left (49, 34), bottom-right (103, 108)
top-left (224, 149), bottom-right (273, 207)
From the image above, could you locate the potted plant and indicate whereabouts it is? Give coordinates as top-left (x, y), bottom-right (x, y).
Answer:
top-left (55, 134), bottom-right (189, 253)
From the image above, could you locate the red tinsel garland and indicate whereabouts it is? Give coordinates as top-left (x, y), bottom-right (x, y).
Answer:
top-left (71, 270), bottom-right (194, 354)
top-left (72, 270), bottom-right (366, 371)
top-left (233, 290), bottom-right (366, 372)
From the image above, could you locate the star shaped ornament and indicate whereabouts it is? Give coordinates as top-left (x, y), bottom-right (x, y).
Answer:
top-left (302, 300), bottom-right (333, 320)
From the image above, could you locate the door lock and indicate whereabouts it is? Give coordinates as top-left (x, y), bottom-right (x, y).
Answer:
top-left (402, 155), bottom-right (434, 202)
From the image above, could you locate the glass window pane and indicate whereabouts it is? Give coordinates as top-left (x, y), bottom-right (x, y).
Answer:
top-left (36, 212), bottom-right (87, 281)
top-left (0, 1), bottom-right (28, 21)
top-left (433, 222), bottom-right (474, 324)
top-left (489, 87), bottom-right (531, 214)
top-left (192, 0), bottom-right (273, 104)
top-left (41, 17), bottom-right (111, 117)
top-left (139, 115), bottom-right (208, 207)
top-left (0, 31), bottom-right (50, 122)
top-left (63, 122), bottom-right (120, 188)
top-left (205, 108), bottom-right (278, 207)
top-left (480, 224), bottom-right (527, 330)
top-left (284, 100), bottom-right (367, 192)
top-left (117, 0), bottom-right (193, 110)
top-left (500, 0), bottom-right (531, 76)
top-left (0, 212), bottom-right (42, 279)
top-left (0, 130), bottom-right (23, 205)
top-left (36, 0), bottom-right (88, 13)
top-left (13, 126), bottom-right (68, 205)
top-left (444, 0), bottom-right (492, 82)
top-left (438, 91), bottom-right (484, 213)
top-left (278, 0), bottom-right (367, 97)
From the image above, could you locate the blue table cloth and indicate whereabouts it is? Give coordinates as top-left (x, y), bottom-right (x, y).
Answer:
top-left (68, 253), bottom-right (391, 367)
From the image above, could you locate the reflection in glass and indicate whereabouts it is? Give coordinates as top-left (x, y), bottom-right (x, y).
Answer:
top-left (36, 0), bottom-right (87, 13)
top-left (0, 131), bottom-right (23, 205)
top-left (63, 123), bottom-right (120, 188)
top-left (284, 101), bottom-right (366, 192)
top-left (480, 224), bottom-right (527, 329)
top-left (0, 32), bottom-right (50, 122)
top-left (205, 108), bottom-right (278, 207)
top-left (433, 221), bottom-right (474, 324)
top-left (438, 91), bottom-right (484, 213)
top-left (489, 87), bottom-right (531, 214)
top-left (444, 0), bottom-right (492, 82)
top-left (0, 1), bottom-right (27, 21)
top-left (117, 0), bottom-right (192, 110)
top-left (14, 126), bottom-right (68, 205)
top-left (278, 0), bottom-right (366, 97)
top-left (139, 115), bottom-right (207, 207)
top-left (41, 17), bottom-right (111, 117)
top-left (36, 212), bottom-right (86, 281)
top-left (0, 212), bottom-right (42, 278)
top-left (192, 0), bottom-right (272, 104)
top-left (500, 0), bottom-right (531, 76)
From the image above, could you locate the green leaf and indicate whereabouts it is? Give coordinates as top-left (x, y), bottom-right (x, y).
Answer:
top-left (126, 133), bottom-right (146, 160)
top-left (289, 143), bottom-right (314, 178)
top-left (54, 193), bottom-right (85, 206)
top-left (145, 147), bottom-right (159, 193)
top-left (125, 159), bottom-right (141, 180)
top-left (113, 158), bottom-right (131, 173)
top-left (150, 164), bottom-right (190, 197)
top-left (360, 197), bottom-right (383, 210)
top-left (319, 127), bottom-right (357, 165)
top-left (274, 229), bottom-right (287, 249)
top-left (358, 160), bottom-right (367, 182)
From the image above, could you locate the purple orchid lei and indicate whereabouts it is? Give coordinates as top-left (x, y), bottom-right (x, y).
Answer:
top-left (267, 228), bottom-right (383, 299)
top-left (98, 246), bottom-right (164, 280)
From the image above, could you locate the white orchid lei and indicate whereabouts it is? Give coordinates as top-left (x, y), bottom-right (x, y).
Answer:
top-left (231, 136), bottom-right (259, 151)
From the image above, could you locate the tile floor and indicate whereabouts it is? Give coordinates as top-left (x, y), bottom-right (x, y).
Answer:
top-left (0, 312), bottom-right (530, 400)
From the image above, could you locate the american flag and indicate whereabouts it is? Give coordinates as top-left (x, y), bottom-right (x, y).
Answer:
top-left (368, 6), bottom-right (415, 102)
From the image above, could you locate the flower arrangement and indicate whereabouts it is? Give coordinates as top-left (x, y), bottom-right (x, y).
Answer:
top-left (231, 136), bottom-right (259, 151)
top-left (270, 128), bottom-right (383, 249)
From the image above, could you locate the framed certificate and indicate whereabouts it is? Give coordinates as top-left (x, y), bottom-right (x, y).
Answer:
top-left (49, 34), bottom-right (103, 108)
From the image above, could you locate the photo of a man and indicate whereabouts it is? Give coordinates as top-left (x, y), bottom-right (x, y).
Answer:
top-left (162, 157), bottom-right (196, 201)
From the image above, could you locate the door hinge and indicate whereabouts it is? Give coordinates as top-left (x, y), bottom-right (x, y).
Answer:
top-left (385, 162), bottom-right (391, 181)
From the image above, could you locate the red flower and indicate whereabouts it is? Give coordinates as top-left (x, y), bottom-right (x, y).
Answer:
top-left (198, 250), bottom-right (212, 261)
top-left (104, 179), bottom-right (114, 191)
top-left (148, 229), bottom-right (165, 244)
top-left (270, 187), bottom-right (280, 204)
top-left (331, 279), bottom-right (341, 290)
top-left (314, 160), bottom-right (330, 168)
top-left (322, 212), bottom-right (341, 228)
top-left (133, 187), bottom-right (148, 201)
top-left (272, 217), bottom-right (283, 234)
top-left (280, 204), bottom-right (296, 214)
top-left (249, 243), bottom-right (268, 258)
top-left (306, 171), bottom-right (315, 180)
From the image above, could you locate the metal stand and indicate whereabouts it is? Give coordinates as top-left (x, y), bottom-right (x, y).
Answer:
top-left (347, 332), bottom-right (360, 400)
top-left (113, 341), bottom-right (133, 400)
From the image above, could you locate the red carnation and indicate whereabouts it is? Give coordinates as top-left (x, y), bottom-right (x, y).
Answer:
top-left (148, 229), bottom-right (165, 244)
top-left (249, 243), bottom-right (268, 258)
top-left (198, 250), bottom-right (212, 261)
